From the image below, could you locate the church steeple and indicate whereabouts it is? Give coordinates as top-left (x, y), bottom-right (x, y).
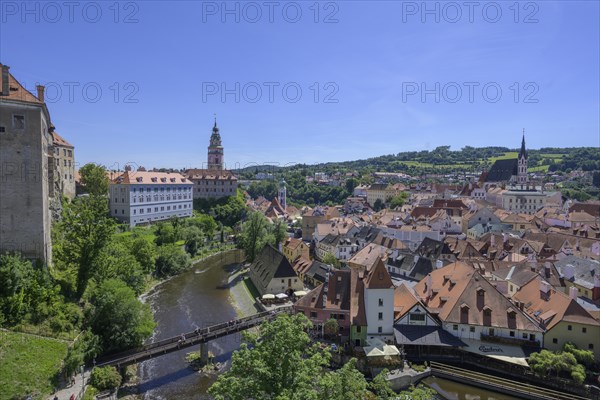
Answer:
top-left (207, 118), bottom-right (224, 170)
top-left (517, 130), bottom-right (528, 186)
top-left (519, 129), bottom-right (528, 160)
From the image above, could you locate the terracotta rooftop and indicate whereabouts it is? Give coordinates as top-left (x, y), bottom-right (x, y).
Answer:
top-left (112, 170), bottom-right (192, 185)
top-left (51, 131), bottom-right (74, 148)
top-left (0, 64), bottom-right (43, 104)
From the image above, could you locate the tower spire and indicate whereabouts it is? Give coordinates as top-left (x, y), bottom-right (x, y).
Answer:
top-left (519, 129), bottom-right (527, 160)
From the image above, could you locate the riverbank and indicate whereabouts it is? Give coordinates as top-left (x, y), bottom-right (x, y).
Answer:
top-left (139, 245), bottom-right (237, 303)
top-left (228, 265), bottom-right (262, 319)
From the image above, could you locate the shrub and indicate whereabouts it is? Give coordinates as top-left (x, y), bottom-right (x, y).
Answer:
top-left (89, 366), bottom-right (122, 391)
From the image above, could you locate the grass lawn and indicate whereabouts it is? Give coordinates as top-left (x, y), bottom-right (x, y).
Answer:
top-left (113, 226), bottom-right (156, 244)
top-left (0, 331), bottom-right (69, 400)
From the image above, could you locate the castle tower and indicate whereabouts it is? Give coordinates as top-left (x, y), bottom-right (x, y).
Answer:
top-left (278, 178), bottom-right (287, 210)
top-left (517, 131), bottom-right (528, 187)
top-left (207, 119), bottom-right (224, 170)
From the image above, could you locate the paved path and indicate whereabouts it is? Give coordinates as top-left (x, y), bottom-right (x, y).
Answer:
top-left (47, 370), bottom-right (89, 400)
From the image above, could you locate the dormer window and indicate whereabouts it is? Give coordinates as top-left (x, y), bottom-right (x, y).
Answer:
top-left (136, 177), bottom-right (143, 182)
top-left (151, 177), bottom-right (157, 182)
top-left (171, 178), bottom-right (176, 182)
top-left (161, 177), bottom-right (167, 182)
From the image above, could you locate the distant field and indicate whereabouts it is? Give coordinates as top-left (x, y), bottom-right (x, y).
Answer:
top-left (0, 331), bottom-right (68, 400)
top-left (529, 165), bottom-right (550, 172)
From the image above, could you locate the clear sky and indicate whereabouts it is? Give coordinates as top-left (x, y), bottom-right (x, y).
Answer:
top-left (1, 1), bottom-right (599, 170)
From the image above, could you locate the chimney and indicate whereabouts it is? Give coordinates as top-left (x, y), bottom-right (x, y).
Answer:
top-left (1, 65), bottom-right (9, 96)
top-left (569, 286), bottom-right (578, 301)
top-left (36, 85), bottom-right (45, 102)
top-left (563, 264), bottom-right (575, 280)
top-left (540, 281), bottom-right (551, 300)
top-left (593, 275), bottom-right (600, 301)
top-left (544, 262), bottom-right (551, 279)
top-left (426, 274), bottom-right (433, 299)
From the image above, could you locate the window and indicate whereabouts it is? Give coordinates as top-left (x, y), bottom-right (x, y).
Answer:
top-left (0, 126), bottom-right (5, 133)
top-left (310, 311), bottom-right (317, 318)
top-left (12, 115), bottom-right (25, 129)
top-left (509, 331), bottom-right (515, 337)
top-left (377, 326), bottom-right (382, 333)
top-left (378, 298), bottom-right (383, 307)
top-left (356, 326), bottom-right (361, 333)
top-left (114, 209), bottom-right (117, 214)
top-left (378, 312), bottom-right (383, 320)
top-left (582, 327), bottom-right (587, 333)
top-left (568, 325), bottom-right (572, 331)
top-left (589, 344), bottom-right (594, 350)
top-left (522, 333), bottom-right (527, 339)
top-left (409, 313), bottom-right (426, 322)
top-left (453, 324), bottom-right (458, 331)
top-left (469, 326), bottom-right (475, 333)
top-left (552, 338), bottom-right (558, 344)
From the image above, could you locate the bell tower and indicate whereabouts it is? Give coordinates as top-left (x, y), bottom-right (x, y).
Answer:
top-left (208, 118), bottom-right (224, 170)
top-left (517, 130), bottom-right (528, 187)
top-left (278, 178), bottom-right (287, 210)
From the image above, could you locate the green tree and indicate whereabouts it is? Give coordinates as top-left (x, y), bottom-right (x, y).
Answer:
top-left (398, 384), bottom-right (437, 400)
top-left (345, 178), bottom-right (358, 193)
top-left (369, 369), bottom-right (396, 400)
top-left (322, 253), bottom-right (340, 268)
top-left (388, 192), bottom-right (409, 209)
top-left (95, 240), bottom-right (146, 295)
top-left (0, 253), bottom-right (61, 326)
top-left (563, 342), bottom-right (595, 367)
top-left (155, 222), bottom-right (177, 246)
top-left (373, 198), bottom-right (384, 212)
top-left (320, 358), bottom-right (368, 400)
top-left (209, 313), bottom-right (393, 400)
top-left (85, 279), bottom-right (155, 353)
top-left (79, 163), bottom-right (109, 196)
top-left (53, 195), bottom-right (115, 299)
top-left (63, 330), bottom-right (101, 378)
top-left (182, 225), bottom-right (204, 256)
top-left (130, 238), bottom-right (156, 274)
top-left (155, 244), bottom-right (191, 277)
top-left (323, 318), bottom-right (339, 340)
top-left (270, 219), bottom-right (287, 249)
top-left (89, 366), bottom-right (122, 391)
top-left (238, 211), bottom-right (269, 262)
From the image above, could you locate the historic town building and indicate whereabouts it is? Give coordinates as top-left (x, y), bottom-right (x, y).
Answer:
top-left (51, 131), bottom-right (76, 199)
top-left (109, 170), bottom-right (193, 227)
top-left (185, 120), bottom-right (238, 199)
top-left (0, 64), bottom-right (64, 263)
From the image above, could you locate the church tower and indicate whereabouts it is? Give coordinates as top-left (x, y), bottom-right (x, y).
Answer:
top-left (278, 178), bottom-right (287, 210)
top-left (207, 119), bottom-right (224, 170)
top-left (517, 131), bottom-right (528, 187)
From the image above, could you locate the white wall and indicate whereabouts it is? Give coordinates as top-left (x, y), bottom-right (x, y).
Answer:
top-left (365, 287), bottom-right (394, 339)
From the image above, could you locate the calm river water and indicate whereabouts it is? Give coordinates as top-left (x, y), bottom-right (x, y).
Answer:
top-left (138, 262), bottom-right (521, 400)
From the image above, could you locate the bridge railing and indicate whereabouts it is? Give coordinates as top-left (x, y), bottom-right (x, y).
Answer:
top-left (96, 306), bottom-right (294, 366)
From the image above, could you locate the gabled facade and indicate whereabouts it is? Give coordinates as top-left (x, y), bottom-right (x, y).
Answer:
top-left (513, 276), bottom-right (600, 358)
top-left (282, 237), bottom-right (309, 263)
top-left (414, 262), bottom-right (543, 345)
top-left (249, 245), bottom-right (303, 295)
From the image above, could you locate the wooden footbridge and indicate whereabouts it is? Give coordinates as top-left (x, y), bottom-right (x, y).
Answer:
top-left (95, 306), bottom-right (293, 369)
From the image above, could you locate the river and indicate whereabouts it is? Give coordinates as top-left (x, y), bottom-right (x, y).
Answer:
top-left (138, 261), bottom-right (241, 399)
top-left (138, 260), bottom-right (522, 400)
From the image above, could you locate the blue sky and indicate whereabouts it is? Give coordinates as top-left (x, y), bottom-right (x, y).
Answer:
top-left (1, 1), bottom-right (599, 170)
